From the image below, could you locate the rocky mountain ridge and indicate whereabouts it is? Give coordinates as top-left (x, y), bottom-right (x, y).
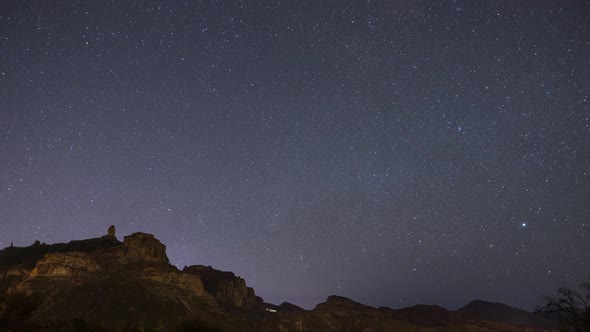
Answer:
top-left (0, 228), bottom-right (557, 331)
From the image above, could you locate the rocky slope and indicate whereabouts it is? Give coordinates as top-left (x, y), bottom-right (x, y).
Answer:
top-left (0, 228), bottom-right (557, 331)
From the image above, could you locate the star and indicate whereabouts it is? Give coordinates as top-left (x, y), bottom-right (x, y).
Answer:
top-left (0, 0), bottom-right (586, 312)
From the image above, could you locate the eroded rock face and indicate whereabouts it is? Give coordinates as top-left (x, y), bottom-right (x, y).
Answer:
top-left (135, 266), bottom-right (208, 297)
top-left (30, 252), bottom-right (101, 278)
top-left (183, 265), bottom-right (262, 308)
top-left (120, 232), bottom-right (169, 265)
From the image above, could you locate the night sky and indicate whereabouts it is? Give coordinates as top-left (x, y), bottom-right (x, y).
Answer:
top-left (0, 0), bottom-right (588, 311)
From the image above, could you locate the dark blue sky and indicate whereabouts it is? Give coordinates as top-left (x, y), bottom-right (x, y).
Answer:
top-left (0, 0), bottom-right (588, 310)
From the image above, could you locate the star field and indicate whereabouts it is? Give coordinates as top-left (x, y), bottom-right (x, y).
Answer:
top-left (0, 0), bottom-right (589, 310)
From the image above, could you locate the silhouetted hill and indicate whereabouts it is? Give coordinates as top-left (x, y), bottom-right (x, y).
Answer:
top-left (0, 228), bottom-right (558, 331)
top-left (459, 300), bottom-right (558, 328)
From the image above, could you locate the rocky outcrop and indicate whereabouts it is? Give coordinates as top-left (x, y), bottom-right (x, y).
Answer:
top-left (120, 232), bottom-right (169, 265)
top-left (183, 265), bottom-right (262, 308)
top-left (30, 252), bottom-right (102, 277)
top-left (107, 225), bottom-right (116, 237)
top-left (0, 232), bottom-right (220, 331)
top-left (134, 265), bottom-right (208, 297)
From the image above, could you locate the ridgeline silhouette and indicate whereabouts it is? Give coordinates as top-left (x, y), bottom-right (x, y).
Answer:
top-left (0, 227), bottom-right (557, 331)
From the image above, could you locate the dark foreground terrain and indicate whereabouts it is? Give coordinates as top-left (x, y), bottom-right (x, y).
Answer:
top-left (0, 229), bottom-right (556, 331)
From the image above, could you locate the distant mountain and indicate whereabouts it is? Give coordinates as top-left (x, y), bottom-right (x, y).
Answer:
top-left (459, 300), bottom-right (558, 328)
top-left (0, 228), bottom-right (558, 331)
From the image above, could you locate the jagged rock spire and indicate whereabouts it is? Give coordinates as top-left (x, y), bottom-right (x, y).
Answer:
top-left (107, 225), bottom-right (116, 237)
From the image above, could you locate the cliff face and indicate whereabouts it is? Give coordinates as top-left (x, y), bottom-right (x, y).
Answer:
top-left (0, 231), bottom-right (557, 332)
top-left (30, 252), bottom-right (102, 278)
top-left (183, 265), bottom-right (262, 309)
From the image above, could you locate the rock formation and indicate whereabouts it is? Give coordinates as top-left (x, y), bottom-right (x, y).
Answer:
top-left (183, 265), bottom-right (262, 309)
top-left (0, 231), bottom-right (558, 332)
top-left (0, 231), bottom-right (217, 331)
top-left (107, 225), bottom-right (116, 237)
top-left (30, 252), bottom-right (102, 278)
top-left (119, 232), bottom-right (169, 264)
